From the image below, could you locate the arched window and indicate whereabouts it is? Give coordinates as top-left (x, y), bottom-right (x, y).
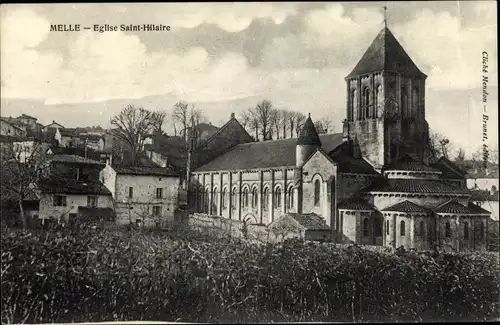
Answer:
top-left (362, 86), bottom-right (370, 120)
top-left (263, 187), bottom-right (269, 210)
top-left (412, 86), bottom-right (419, 113)
top-left (445, 221), bottom-right (451, 237)
top-left (363, 218), bottom-right (370, 237)
top-left (401, 86), bottom-right (408, 118)
top-left (287, 186), bottom-right (294, 209)
top-left (479, 222), bottom-right (485, 240)
top-left (222, 188), bottom-right (227, 209)
top-left (212, 187), bottom-right (218, 214)
top-left (349, 89), bottom-right (356, 122)
top-left (242, 188), bottom-right (249, 208)
top-left (231, 187), bottom-right (237, 210)
top-left (314, 179), bottom-right (321, 206)
top-left (400, 220), bottom-right (406, 236)
top-left (419, 221), bottom-right (425, 237)
top-left (275, 187), bottom-right (282, 208)
top-left (464, 221), bottom-right (469, 240)
top-left (204, 189), bottom-right (210, 213)
top-left (251, 187), bottom-right (258, 208)
top-left (375, 85), bottom-right (382, 118)
top-left (374, 217), bottom-right (383, 236)
top-left (386, 219), bottom-right (389, 235)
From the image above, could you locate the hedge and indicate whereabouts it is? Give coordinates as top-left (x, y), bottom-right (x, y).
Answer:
top-left (1, 226), bottom-right (498, 324)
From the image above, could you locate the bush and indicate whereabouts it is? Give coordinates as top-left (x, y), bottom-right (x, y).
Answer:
top-left (1, 226), bottom-right (499, 324)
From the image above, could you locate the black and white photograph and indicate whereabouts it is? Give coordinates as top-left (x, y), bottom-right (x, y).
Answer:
top-left (0, 1), bottom-right (498, 324)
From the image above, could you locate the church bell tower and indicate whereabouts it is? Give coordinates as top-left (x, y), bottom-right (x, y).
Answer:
top-left (344, 24), bottom-right (429, 169)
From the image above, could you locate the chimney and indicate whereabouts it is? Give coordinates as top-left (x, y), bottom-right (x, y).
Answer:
top-left (230, 112), bottom-right (235, 119)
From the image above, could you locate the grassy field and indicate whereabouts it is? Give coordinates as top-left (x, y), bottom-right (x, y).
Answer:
top-left (1, 225), bottom-right (499, 324)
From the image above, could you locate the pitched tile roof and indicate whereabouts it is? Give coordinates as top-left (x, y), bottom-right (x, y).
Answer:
top-left (382, 200), bottom-right (429, 213)
top-left (366, 178), bottom-right (470, 195)
top-left (20, 114), bottom-right (37, 120)
top-left (467, 202), bottom-right (491, 215)
top-left (338, 198), bottom-right (375, 210)
top-left (51, 154), bottom-right (105, 166)
top-left (287, 213), bottom-right (330, 230)
top-left (384, 154), bottom-right (440, 173)
top-left (431, 157), bottom-right (467, 179)
top-left (297, 116), bottom-right (322, 146)
top-left (434, 200), bottom-right (480, 214)
top-left (195, 133), bottom-right (343, 172)
top-left (39, 178), bottom-right (112, 195)
top-left (346, 27), bottom-right (426, 78)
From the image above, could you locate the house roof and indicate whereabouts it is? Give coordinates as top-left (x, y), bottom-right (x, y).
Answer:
top-left (384, 154), bottom-right (440, 173)
top-left (39, 178), bottom-right (111, 195)
top-left (297, 116), bottom-right (322, 146)
top-left (114, 165), bottom-right (180, 177)
top-left (1, 118), bottom-right (25, 131)
top-left (59, 128), bottom-right (79, 137)
top-left (79, 134), bottom-right (103, 142)
top-left (382, 200), bottom-right (429, 213)
top-left (51, 154), bottom-right (105, 166)
top-left (195, 133), bottom-right (343, 172)
top-left (44, 121), bottom-right (64, 128)
top-left (287, 213), bottom-right (331, 230)
top-left (366, 178), bottom-right (470, 195)
top-left (338, 198), bottom-right (376, 211)
top-left (346, 27), bottom-right (426, 79)
top-left (20, 114), bottom-right (37, 120)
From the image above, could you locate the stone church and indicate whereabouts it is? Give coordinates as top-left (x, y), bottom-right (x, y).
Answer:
top-left (187, 26), bottom-right (491, 252)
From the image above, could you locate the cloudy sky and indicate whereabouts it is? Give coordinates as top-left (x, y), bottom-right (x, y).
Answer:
top-left (0, 2), bottom-right (497, 156)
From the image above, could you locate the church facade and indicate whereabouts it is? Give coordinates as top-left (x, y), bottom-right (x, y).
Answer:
top-left (187, 27), bottom-right (491, 252)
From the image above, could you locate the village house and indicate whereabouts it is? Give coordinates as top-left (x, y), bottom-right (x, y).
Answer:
top-left (0, 135), bottom-right (53, 163)
top-left (43, 120), bottom-right (65, 133)
top-left (187, 26), bottom-right (491, 252)
top-left (100, 156), bottom-right (181, 227)
top-left (38, 154), bottom-right (114, 225)
top-left (1, 118), bottom-right (27, 137)
top-left (16, 114), bottom-right (38, 129)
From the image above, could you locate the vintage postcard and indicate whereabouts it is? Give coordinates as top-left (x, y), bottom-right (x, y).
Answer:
top-left (1, 1), bottom-right (498, 324)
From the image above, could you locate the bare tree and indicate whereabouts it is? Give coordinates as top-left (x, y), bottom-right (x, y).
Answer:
top-left (293, 112), bottom-right (307, 137)
top-left (427, 130), bottom-right (450, 161)
top-left (0, 141), bottom-right (52, 229)
top-left (110, 105), bottom-right (165, 165)
top-left (272, 109), bottom-right (285, 139)
top-left (241, 108), bottom-right (259, 141)
top-left (255, 100), bottom-right (276, 141)
top-left (280, 109), bottom-right (293, 139)
top-left (151, 110), bottom-right (167, 135)
top-left (314, 116), bottom-right (332, 134)
top-left (172, 101), bottom-right (207, 142)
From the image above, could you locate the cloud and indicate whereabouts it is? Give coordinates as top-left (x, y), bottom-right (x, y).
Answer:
top-left (392, 6), bottom-right (497, 90)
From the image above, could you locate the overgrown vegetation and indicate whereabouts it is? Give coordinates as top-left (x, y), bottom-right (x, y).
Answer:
top-left (1, 225), bottom-right (498, 324)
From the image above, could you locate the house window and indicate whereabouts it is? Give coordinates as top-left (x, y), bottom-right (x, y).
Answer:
top-left (445, 221), bottom-right (451, 237)
top-left (53, 195), bottom-right (67, 207)
top-left (136, 219), bottom-right (142, 227)
top-left (386, 219), bottom-right (389, 235)
top-left (400, 220), bottom-right (406, 236)
top-left (251, 188), bottom-right (258, 208)
top-left (418, 221), bottom-right (425, 237)
top-left (374, 217), bottom-right (383, 236)
top-left (87, 196), bottom-right (98, 208)
top-left (204, 189), bottom-right (210, 212)
top-left (363, 218), bottom-right (370, 237)
top-left (242, 188), bottom-right (249, 208)
top-left (464, 221), bottom-right (469, 240)
top-left (152, 206), bottom-right (161, 217)
top-left (314, 179), bottom-right (321, 206)
top-left (287, 186), bottom-right (294, 209)
top-left (156, 188), bottom-right (163, 199)
top-left (128, 187), bottom-right (133, 199)
top-left (263, 187), bottom-right (269, 210)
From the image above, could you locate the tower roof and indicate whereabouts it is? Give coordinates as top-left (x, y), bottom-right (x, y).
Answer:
top-left (297, 115), bottom-right (322, 146)
top-left (346, 27), bottom-right (426, 79)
